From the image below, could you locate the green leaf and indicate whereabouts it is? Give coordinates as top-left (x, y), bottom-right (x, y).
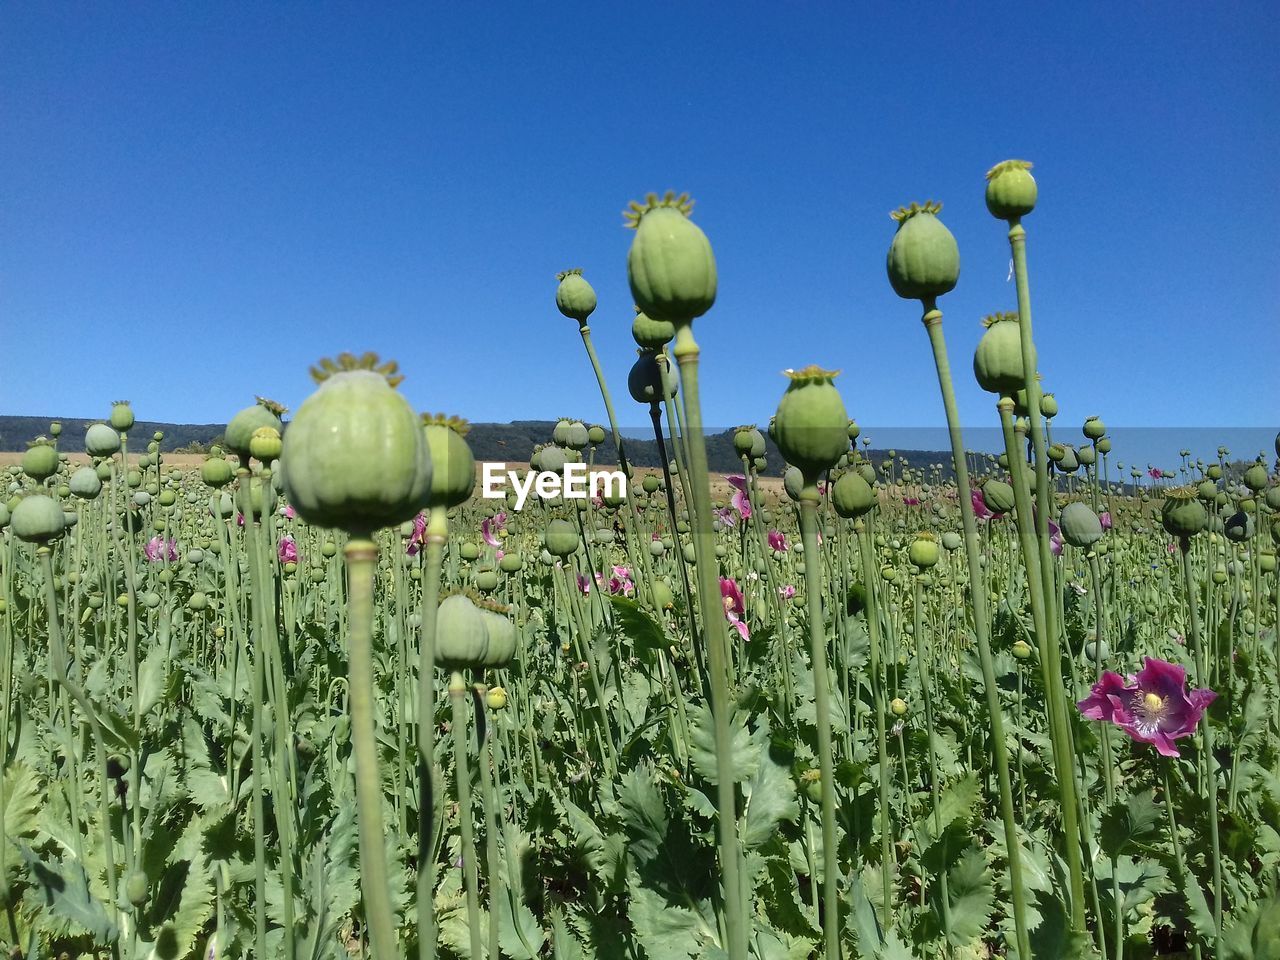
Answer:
top-left (914, 772), bottom-right (980, 853)
top-left (687, 702), bottom-right (761, 786)
top-left (627, 884), bottom-right (718, 960)
top-left (1100, 791), bottom-right (1161, 857)
top-left (740, 754), bottom-right (798, 850)
top-left (617, 763), bottom-right (668, 865)
top-left (19, 845), bottom-right (118, 944)
top-left (1180, 869), bottom-right (1216, 947)
top-left (940, 845), bottom-right (995, 946)
top-left (609, 595), bottom-right (667, 652)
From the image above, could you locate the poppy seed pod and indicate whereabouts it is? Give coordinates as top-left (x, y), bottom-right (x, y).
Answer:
top-left (772, 366), bottom-right (850, 484)
top-left (1059, 502), bottom-right (1103, 548)
top-left (831, 470), bottom-right (876, 518)
top-left (1242, 461), bottom-right (1268, 493)
top-left (1162, 487), bottom-right (1208, 539)
top-left (624, 192), bottom-right (716, 324)
top-left (981, 479), bottom-right (1016, 514)
top-left (984, 159), bottom-right (1038, 221)
top-left (628, 352), bottom-right (679, 405)
top-left (1040, 394), bottom-right (1059, 418)
top-left (11, 495), bottom-right (65, 543)
top-left (908, 532), bottom-right (940, 568)
top-left (588, 424), bottom-right (606, 446)
top-left (973, 313), bottom-right (1031, 395)
top-left (422, 414), bottom-right (476, 509)
top-left (632, 309), bottom-right (675, 350)
top-left (544, 518), bottom-right (580, 558)
top-left (1083, 416), bottom-right (1106, 441)
top-left (85, 423), bottom-right (121, 458)
top-left (555, 269), bottom-right (596, 323)
top-left (110, 401), bottom-right (135, 432)
top-left (249, 426), bottom-right (283, 464)
top-left (226, 398), bottom-right (285, 461)
top-left (201, 457), bottom-right (234, 489)
top-left (281, 354), bottom-right (431, 536)
top-left (22, 441), bottom-right (59, 482)
top-left (886, 201), bottom-right (960, 302)
top-left (70, 466), bottom-right (102, 500)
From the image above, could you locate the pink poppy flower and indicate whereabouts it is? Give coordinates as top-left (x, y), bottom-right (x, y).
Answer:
top-left (1099, 511), bottom-right (1112, 530)
top-left (1077, 657), bottom-right (1216, 758)
top-left (719, 576), bottom-right (749, 641)
top-left (1048, 519), bottom-right (1063, 557)
top-left (767, 529), bottom-right (788, 552)
top-left (144, 536), bottom-right (179, 563)
top-left (608, 566), bottom-right (635, 596)
top-left (972, 488), bottom-right (1003, 521)
top-left (726, 475), bottom-right (752, 519)
top-left (778, 584), bottom-right (796, 599)
top-left (902, 497), bottom-right (921, 506)
top-left (277, 535), bottom-right (298, 564)
top-left (406, 511), bottom-right (428, 556)
top-left (282, 504), bottom-right (296, 520)
top-left (714, 506), bottom-right (738, 528)
top-left (480, 512), bottom-right (507, 548)
top-left (1148, 466), bottom-right (1163, 480)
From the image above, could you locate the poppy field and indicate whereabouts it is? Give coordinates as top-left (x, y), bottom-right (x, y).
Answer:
top-left (1, 163), bottom-right (1278, 960)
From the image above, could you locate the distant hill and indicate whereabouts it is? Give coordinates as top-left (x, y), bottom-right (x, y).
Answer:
top-left (0, 414), bottom-right (960, 479)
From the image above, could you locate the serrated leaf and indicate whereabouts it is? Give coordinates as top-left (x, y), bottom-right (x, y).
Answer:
top-left (19, 845), bottom-right (118, 944)
top-left (1100, 791), bottom-right (1161, 857)
top-left (609, 595), bottom-right (667, 652)
top-left (940, 845), bottom-right (995, 945)
top-left (915, 772), bottom-right (980, 853)
top-left (618, 763), bottom-right (668, 865)
top-left (687, 702), bottom-right (761, 786)
top-left (740, 755), bottom-right (797, 850)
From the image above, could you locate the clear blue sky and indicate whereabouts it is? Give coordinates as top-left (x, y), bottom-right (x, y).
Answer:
top-left (3, 3), bottom-right (1276, 453)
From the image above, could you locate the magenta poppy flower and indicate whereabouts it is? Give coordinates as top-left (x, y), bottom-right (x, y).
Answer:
top-left (1099, 511), bottom-right (1112, 530)
top-left (1048, 519), bottom-right (1064, 557)
top-left (277, 535), bottom-right (298, 564)
top-left (1147, 466), bottom-right (1163, 480)
top-left (480, 512), bottom-right (507, 548)
top-left (902, 497), bottom-right (921, 507)
top-left (767, 529), bottom-right (788, 552)
top-left (719, 576), bottom-right (749, 640)
top-left (714, 506), bottom-right (738, 528)
top-left (778, 584), bottom-right (796, 599)
top-left (144, 536), bottom-right (179, 563)
top-left (282, 504), bottom-right (297, 520)
top-left (1077, 657), bottom-right (1216, 758)
top-left (406, 511), bottom-right (428, 556)
top-left (608, 565), bottom-right (635, 596)
top-left (971, 489), bottom-right (999, 521)
top-left (726, 475), bottom-right (752, 520)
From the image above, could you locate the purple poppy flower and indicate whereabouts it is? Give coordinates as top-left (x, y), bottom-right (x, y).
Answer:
top-left (714, 506), bottom-right (738, 528)
top-left (277, 535), bottom-right (298, 564)
top-left (972, 489), bottom-right (1001, 521)
top-left (144, 536), bottom-right (179, 563)
top-left (480, 512), bottom-right (507, 548)
top-left (726, 475), bottom-right (753, 519)
top-left (406, 511), bottom-right (428, 556)
top-left (778, 584), bottom-right (796, 600)
top-left (1077, 657), bottom-right (1216, 758)
top-left (767, 529), bottom-right (788, 552)
top-left (608, 565), bottom-right (634, 596)
top-left (902, 497), bottom-right (921, 507)
top-left (719, 577), bottom-right (749, 641)
top-left (1099, 511), bottom-right (1112, 530)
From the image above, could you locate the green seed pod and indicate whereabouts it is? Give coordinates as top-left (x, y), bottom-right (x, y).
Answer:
top-left (1265, 486), bottom-right (1280, 511)
top-left (422, 415), bottom-right (476, 508)
top-left (1162, 486), bottom-right (1208, 539)
top-left (475, 569), bottom-right (499, 591)
top-left (95, 461), bottom-right (112, 481)
top-left (126, 872), bottom-right (148, 908)
top-left (831, 470), bottom-right (876, 518)
top-left (459, 541), bottom-right (480, 560)
top-left (1097, 437), bottom-right (1112, 454)
top-left (628, 352), bottom-right (679, 404)
top-left (499, 551), bottom-right (523, 573)
top-left (1084, 640), bottom-right (1110, 661)
top-left (651, 579), bottom-right (673, 609)
top-left (110, 401), bottom-right (135, 432)
top-left (847, 420), bottom-right (860, 441)
top-left (1077, 445), bottom-right (1096, 466)
top-left (908, 532), bottom-right (940, 568)
top-left (1057, 445), bottom-right (1080, 473)
top-left (1040, 393), bottom-right (1059, 418)
top-left (201, 456), bottom-right (234, 489)
top-left (544, 518), bottom-right (580, 558)
top-left (1059, 502), bottom-right (1103, 548)
top-left (771, 366), bottom-right (850, 483)
top-left (641, 475), bottom-right (661, 494)
top-left (84, 422), bottom-right (121, 457)
top-left (984, 159), bottom-right (1037, 221)
top-left (1243, 461), bottom-right (1268, 493)
top-left (1223, 510), bottom-right (1254, 543)
top-left (886, 201), bottom-right (960, 302)
top-left (890, 697), bottom-right (909, 717)
top-left (282, 355), bottom-right (431, 535)
top-left (555, 268), bottom-right (596, 322)
top-left (22, 441), bottom-right (58, 482)
top-left (973, 313), bottom-right (1031, 395)
top-left (624, 191), bottom-right (716, 323)
top-left (434, 594), bottom-right (492, 670)
top-left (981, 479), bottom-right (1016, 513)
top-left (632, 309), bottom-right (675, 350)
top-left (249, 426), bottom-right (283, 463)
top-left (941, 531), bottom-right (962, 551)
top-left (783, 466), bottom-right (804, 502)
top-left (1011, 640), bottom-right (1033, 660)
top-left (11, 495), bottom-right (65, 543)
top-left (1082, 416), bottom-right (1105, 441)
top-left (486, 686), bottom-right (508, 711)
top-left (69, 466), bottom-right (102, 500)
top-left (479, 610), bottom-right (516, 668)
top-left (225, 397), bottom-right (285, 460)
top-left (588, 424), bottom-right (606, 446)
